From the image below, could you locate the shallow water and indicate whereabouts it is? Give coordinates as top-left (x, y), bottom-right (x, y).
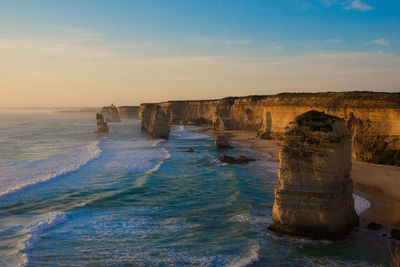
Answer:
top-left (0, 110), bottom-right (391, 266)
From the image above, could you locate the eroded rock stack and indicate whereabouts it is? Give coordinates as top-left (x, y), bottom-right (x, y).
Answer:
top-left (270, 110), bottom-right (358, 239)
top-left (96, 113), bottom-right (109, 133)
top-left (100, 104), bottom-right (121, 122)
top-left (141, 104), bottom-right (170, 139)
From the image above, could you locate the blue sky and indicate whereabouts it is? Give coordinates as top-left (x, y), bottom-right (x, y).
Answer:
top-left (0, 0), bottom-right (399, 106)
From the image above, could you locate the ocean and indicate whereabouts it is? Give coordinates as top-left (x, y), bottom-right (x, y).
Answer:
top-left (0, 109), bottom-right (391, 266)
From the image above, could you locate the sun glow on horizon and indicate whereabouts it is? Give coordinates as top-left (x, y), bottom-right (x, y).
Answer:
top-left (1, 0), bottom-right (399, 107)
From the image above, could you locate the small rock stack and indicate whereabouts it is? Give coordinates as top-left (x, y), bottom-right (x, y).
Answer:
top-left (96, 113), bottom-right (109, 133)
top-left (270, 110), bottom-right (358, 239)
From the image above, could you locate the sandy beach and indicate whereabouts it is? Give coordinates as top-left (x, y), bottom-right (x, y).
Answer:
top-left (215, 130), bottom-right (400, 232)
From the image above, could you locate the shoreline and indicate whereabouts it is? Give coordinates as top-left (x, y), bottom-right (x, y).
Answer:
top-left (213, 130), bottom-right (400, 233)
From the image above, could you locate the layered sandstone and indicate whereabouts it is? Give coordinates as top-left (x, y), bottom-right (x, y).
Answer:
top-left (100, 104), bottom-right (121, 122)
top-left (270, 111), bottom-right (358, 239)
top-left (141, 104), bottom-right (170, 139)
top-left (139, 92), bottom-right (400, 162)
top-left (96, 113), bottom-right (109, 133)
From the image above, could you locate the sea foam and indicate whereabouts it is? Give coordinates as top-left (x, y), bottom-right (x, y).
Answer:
top-left (353, 194), bottom-right (371, 215)
top-left (0, 141), bottom-right (102, 198)
top-left (145, 148), bottom-right (171, 174)
top-left (4, 212), bottom-right (67, 267)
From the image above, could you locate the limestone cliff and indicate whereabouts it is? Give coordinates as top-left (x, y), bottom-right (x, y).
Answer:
top-left (139, 92), bottom-right (400, 162)
top-left (118, 106), bottom-right (139, 119)
top-left (141, 104), bottom-right (170, 139)
top-left (96, 113), bottom-right (109, 133)
top-left (100, 104), bottom-right (121, 122)
top-left (270, 110), bottom-right (358, 239)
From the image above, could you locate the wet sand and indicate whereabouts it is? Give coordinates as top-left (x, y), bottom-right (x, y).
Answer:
top-left (214, 130), bottom-right (400, 232)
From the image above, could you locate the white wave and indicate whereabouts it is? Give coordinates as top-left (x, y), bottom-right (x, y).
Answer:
top-left (5, 212), bottom-right (67, 267)
top-left (170, 125), bottom-right (211, 140)
top-left (353, 194), bottom-right (371, 215)
top-left (151, 139), bottom-right (164, 147)
top-left (2, 252), bottom-right (28, 267)
top-left (145, 148), bottom-right (171, 174)
top-left (0, 141), bottom-right (102, 198)
top-left (19, 212), bottom-right (67, 250)
top-left (232, 243), bottom-right (260, 267)
top-left (231, 213), bottom-right (273, 225)
top-left (77, 202), bottom-right (86, 208)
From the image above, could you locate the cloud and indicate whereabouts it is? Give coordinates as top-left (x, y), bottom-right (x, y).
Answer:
top-left (368, 38), bottom-right (389, 46)
top-left (319, 0), bottom-right (337, 7)
top-left (317, 0), bottom-right (374, 11)
top-left (344, 0), bottom-right (374, 11)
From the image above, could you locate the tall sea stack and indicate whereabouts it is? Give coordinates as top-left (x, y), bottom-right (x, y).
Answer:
top-left (270, 110), bottom-right (358, 239)
top-left (141, 104), bottom-right (170, 139)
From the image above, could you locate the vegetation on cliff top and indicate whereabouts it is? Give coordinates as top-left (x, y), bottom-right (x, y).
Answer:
top-left (143, 91), bottom-right (400, 108)
top-left (371, 150), bottom-right (400, 166)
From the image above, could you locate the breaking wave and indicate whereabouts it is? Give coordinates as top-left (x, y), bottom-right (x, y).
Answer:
top-left (3, 212), bottom-right (67, 267)
top-left (0, 141), bottom-right (102, 198)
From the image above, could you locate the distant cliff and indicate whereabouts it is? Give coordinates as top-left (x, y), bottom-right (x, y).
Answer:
top-left (118, 106), bottom-right (139, 119)
top-left (100, 105), bottom-right (121, 122)
top-left (139, 92), bottom-right (400, 162)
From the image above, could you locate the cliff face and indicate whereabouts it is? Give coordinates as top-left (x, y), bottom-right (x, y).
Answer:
top-left (141, 104), bottom-right (170, 139)
top-left (139, 92), bottom-right (400, 161)
top-left (100, 105), bottom-right (121, 122)
top-left (270, 111), bottom-right (358, 239)
top-left (118, 106), bottom-right (139, 119)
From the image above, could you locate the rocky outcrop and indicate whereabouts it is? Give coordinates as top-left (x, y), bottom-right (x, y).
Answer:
top-left (391, 229), bottom-right (400, 240)
top-left (118, 106), bottom-right (139, 119)
top-left (269, 111), bottom-right (359, 239)
top-left (367, 223), bottom-right (383, 231)
top-left (139, 92), bottom-right (400, 162)
top-left (96, 113), bottom-right (109, 133)
top-left (141, 104), bottom-right (170, 139)
top-left (215, 135), bottom-right (232, 149)
top-left (218, 155), bottom-right (255, 164)
top-left (100, 104), bottom-right (121, 122)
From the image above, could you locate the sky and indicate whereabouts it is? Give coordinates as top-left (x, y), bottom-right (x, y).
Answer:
top-left (0, 0), bottom-right (399, 107)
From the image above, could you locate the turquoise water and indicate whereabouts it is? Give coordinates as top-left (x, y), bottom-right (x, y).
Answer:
top-left (0, 110), bottom-right (391, 266)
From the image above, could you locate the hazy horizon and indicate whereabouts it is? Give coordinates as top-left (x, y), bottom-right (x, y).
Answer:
top-left (1, 0), bottom-right (399, 107)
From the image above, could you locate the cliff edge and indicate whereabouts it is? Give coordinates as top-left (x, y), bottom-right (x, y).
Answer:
top-left (139, 92), bottom-right (400, 162)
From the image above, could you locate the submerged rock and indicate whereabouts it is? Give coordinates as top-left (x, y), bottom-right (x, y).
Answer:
top-left (215, 135), bottom-right (233, 149)
top-left (270, 110), bottom-right (359, 239)
top-left (367, 223), bottom-right (383, 231)
top-left (100, 104), bottom-right (121, 122)
top-left (218, 155), bottom-right (255, 164)
top-left (96, 113), bottom-right (109, 133)
top-left (391, 229), bottom-right (400, 240)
